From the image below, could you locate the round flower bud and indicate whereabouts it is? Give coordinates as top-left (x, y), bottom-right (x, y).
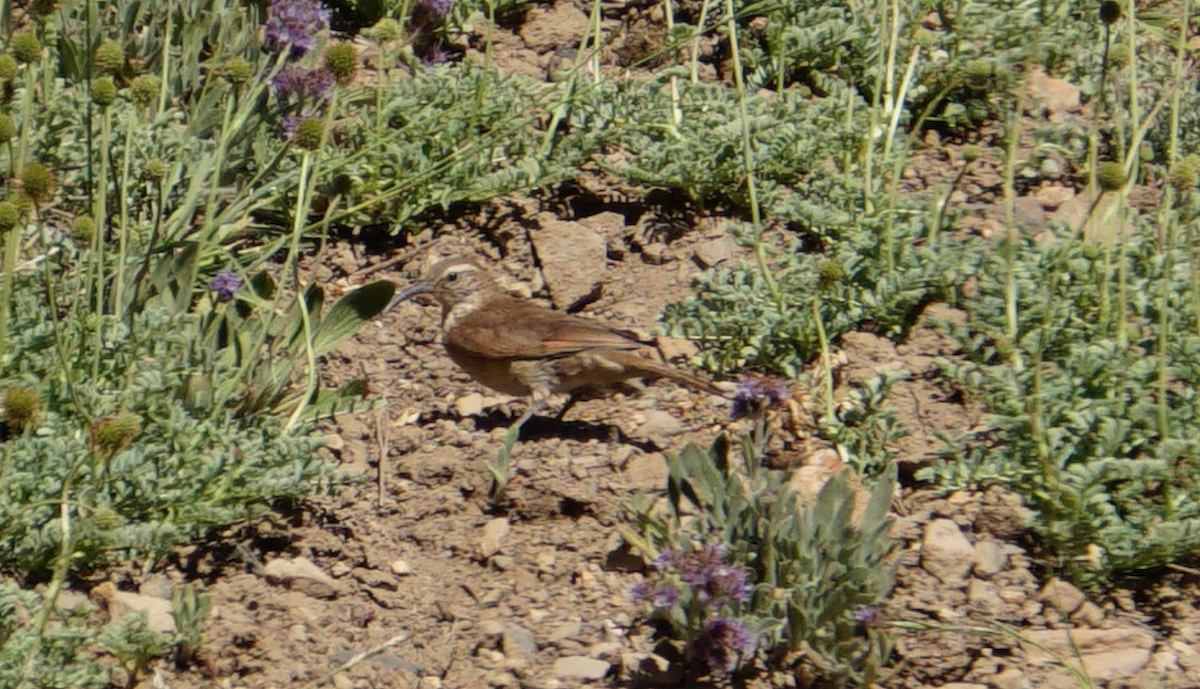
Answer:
top-left (1108, 43), bottom-right (1132, 67)
top-left (93, 40), bottom-right (125, 74)
top-left (0, 201), bottom-right (19, 232)
top-left (1099, 1), bottom-right (1121, 25)
top-left (962, 145), bottom-right (981, 163)
top-left (816, 260), bottom-right (845, 291)
top-left (20, 162), bottom-right (55, 205)
top-left (73, 215), bottom-right (96, 241)
top-left (294, 117), bottom-right (325, 151)
top-left (142, 159), bottom-right (167, 180)
top-left (0, 55), bottom-right (17, 80)
top-left (220, 57), bottom-right (253, 84)
top-left (367, 18), bottom-right (404, 43)
top-left (129, 74), bottom-right (160, 105)
top-left (3, 386), bottom-right (41, 433)
top-left (91, 413), bottom-right (141, 454)
top-left (1139, 142), bottom-right (1154, 163)
top-left (0, 114), bottom-right (14, 144)
top-left (11, 33), bottom-right (42, 65)
top-left (1170, 155), bottom-right (1200, 192)
top-left (962, 58), bottom-right (995, 89)
top-left (1097, 161), bottom-right (1127, 192)
top-left (324, 42), bottom-right (357, 83)
top-left (91, 76), bottom-right (118, 107)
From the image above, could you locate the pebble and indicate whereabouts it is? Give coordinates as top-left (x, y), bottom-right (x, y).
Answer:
top-left (552, 656), bottom-right (610, 680)
top-left (548, 621), bottom-right (582, 642)
top-left (502, 625), bottom-right (537, 660)
top-left (972, 540), bottom-right (1007, 576)
top-left (456, 393), bottom-right (484, 417)
top-left (921, 519), bottom-right (974, 585)
top-left (1023, 627), bottom-right (1154, 680)
top-left (262, 557), bottom-right (339, 599)
top-left (480, 518), bottom-right (511, 559)
top-left (1039, 579), bottom-right (1086, 614)
top-left (390, 559), bottom-right (413, 576)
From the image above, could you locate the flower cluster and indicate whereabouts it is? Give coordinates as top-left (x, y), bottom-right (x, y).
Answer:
top-left (686, 618), bottom-right (757, 674)
top-left (632, 543), bottom-right (756, 676)
top-left (264, 0), bottom-right (329, 59)
top-left (657, 543), bottom-right (751, 606)
top-left (730, 373), bottom-right (792, 419)
top-left (271, 63), bottom-right (334, 104)
top-left (209, 270), bottom-right (243, 302)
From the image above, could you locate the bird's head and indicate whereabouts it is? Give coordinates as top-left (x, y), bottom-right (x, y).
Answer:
top-left (388, 256), bottom-right (498, 316)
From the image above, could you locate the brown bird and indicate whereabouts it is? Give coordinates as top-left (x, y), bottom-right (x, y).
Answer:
top-left (390, 256), bottom-right (724, 426)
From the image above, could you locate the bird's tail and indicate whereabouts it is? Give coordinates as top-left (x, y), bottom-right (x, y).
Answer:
top-left (615, 352), bottom-right (729, 398)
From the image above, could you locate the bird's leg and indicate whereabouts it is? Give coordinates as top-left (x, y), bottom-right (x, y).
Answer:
top-left (553, 391), bottom-right (582, 423)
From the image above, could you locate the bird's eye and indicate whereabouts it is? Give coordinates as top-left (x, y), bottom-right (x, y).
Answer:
top-left (445, 271), bottom-right (460, 283)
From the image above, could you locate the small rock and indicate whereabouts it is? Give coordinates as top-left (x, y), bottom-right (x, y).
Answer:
top-left (262, 557), bottom-right (338, 598)
top-left (623, 453), bottom-right (668, 490)
top-left (588, 641), bottom-right (622, 658)
top-left (1071, 601), bottom-right (1105, 626)
top-left (921, 518), bottom-right (974, 585)
top-left (519, 2), bottom-right (590, 53)
top-left (640, 242), bottom-right (667, 264)
top-left (535, 551), bottom-right (557, 574)
top-left (693, 236), bottom-right (737, 267)
top-left (656, 336), bottom-right (698, 362)
top-left (992, 668), bottom-right (1031, 689)
top-left (972, 540), bottom-right (1008, 576)
top-left (456, 393), bottom-right (484, 417)
top-left (502, 626), bottom-right (537, 660)
top-left (531, 218), bottom-right (608, 310)
top-left (636, 410), bottom-right (683, 439)
top-left (55, 589), bottom-right (92, 612)
top-left (1023, 627), bottom-right (1154, 680)
top-left (1034, 185), bottom-right (1075, 210)
top-left (260, 556), bottom-right (338, 600)
top-left (391, 559), bottom-right (414, 576)
top-left (1013, 195), bottom-right (1046, 229)
top-left (553, 656), bottom-right (610, 680)
top-left (90, 583), bottom-right (177, 633)
top-left (1040, 578), bottom-right (1086, 614)
top-left (480, 518), bottom-right (511, 559)
top-left (331, 673), bottom-right (354, 689)
top-left (549, 621), bottom-right (582, 642)
top-left (1027, 69), bottom-right (1081, 119)
top-left (480, 620), bottom-right (506, 636)
top-left (492, 555), bottom-right (516, 571)
top-left (967, 579), bottom-right (1003, 611)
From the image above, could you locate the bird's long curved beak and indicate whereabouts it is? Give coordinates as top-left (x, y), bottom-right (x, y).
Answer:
top-left (385, 282), bottom-right (434, 313)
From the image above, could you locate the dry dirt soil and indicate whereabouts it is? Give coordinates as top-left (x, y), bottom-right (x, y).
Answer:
top-left (95, 2), bottom-right (1200, 688)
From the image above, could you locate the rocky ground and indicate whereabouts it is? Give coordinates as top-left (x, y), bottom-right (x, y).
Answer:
top-left (80, 2), bottom-right (1200, 688)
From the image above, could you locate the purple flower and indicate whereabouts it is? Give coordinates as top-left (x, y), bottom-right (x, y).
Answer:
top-left (415, 0), bottom-right (455, 20)
top-left (264, 0), bottom-right (330, 59)
top-left (420, 44), bottom-right (449, 71)
top-left (662, 544), bottom-right (751, 608)
top-left (272, 65), bottom-right (334, 103)
top-left (209, 270), bottom-right (243, 302)
top-left (730, 374), bottom-right (792, 419)
top-left (685, 618), bottom-right (757, 675)
top-left (855, 606), bottom-right (885, 629)
top-left (631, 581), bottom-right (680, 609)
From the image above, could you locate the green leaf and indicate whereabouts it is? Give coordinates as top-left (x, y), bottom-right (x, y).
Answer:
top-left (312, 281), bottom-right (397, 357)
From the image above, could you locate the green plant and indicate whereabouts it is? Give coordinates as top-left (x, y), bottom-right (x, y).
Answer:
top-left (920, 224), bottom-right (1200, 586)
top-left (171, 584), bottom-right (212, 665)
top-left (627, 433), bottom-right (898, 685)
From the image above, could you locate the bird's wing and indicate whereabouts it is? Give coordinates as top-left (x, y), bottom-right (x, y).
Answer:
top-left (446, 299), bottom-right (651, 360)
